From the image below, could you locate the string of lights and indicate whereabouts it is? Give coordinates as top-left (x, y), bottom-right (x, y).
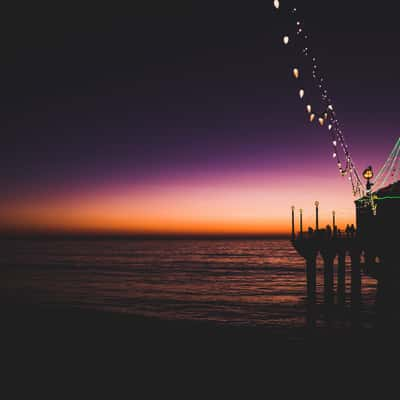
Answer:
top-left (273, 0), bottom-right (364, 197)
top-left (373, 138), bottom-right (400, 191)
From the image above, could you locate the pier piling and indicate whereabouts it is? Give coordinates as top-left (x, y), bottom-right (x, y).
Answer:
top-left (306, 255), bottom-right (317, 302)
top-left (337, 251), bottom-right (346, 305)
top-left (322, 252), bottom-right (334, 305)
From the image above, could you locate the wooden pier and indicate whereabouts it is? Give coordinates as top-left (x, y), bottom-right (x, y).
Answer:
top-left (292, 234), bottom-right (365, 305)
top-left (291, 188), bottom-right (400, 324)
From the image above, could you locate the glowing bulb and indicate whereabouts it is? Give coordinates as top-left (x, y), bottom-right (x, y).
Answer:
top-left (333, 140), bottom-right (337, 146)
top-left (283, 36), bottom-right (289, 45)
top-left (318, 117), bottom-right (324, 126)
top-left (309, 113), bottom-right (315, 122)
top-left (273, 0), bottom-right (280, 9)
top-left (306, 104), bottom-right (312, 113)
top-left (328, 125), bottom-right (332, 131)
top-left (293, 68), bottom-right (299, 79)
top-left (333, 153), bottom-right (337, 158)
top-left (299, 89), bottom-right (305, 99)
top-left (328, 105), bottom-right (334, 111)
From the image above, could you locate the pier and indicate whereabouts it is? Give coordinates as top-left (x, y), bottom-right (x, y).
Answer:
top-left (292, 179), bottom-right (400, 326)
top-left (292, 228), bottom-right (364, 307)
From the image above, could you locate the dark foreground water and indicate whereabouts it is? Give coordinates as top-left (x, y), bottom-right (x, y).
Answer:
top-left (0, 239), bottom-right (378, 328)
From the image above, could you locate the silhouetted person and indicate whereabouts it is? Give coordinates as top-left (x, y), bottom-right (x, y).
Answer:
top-left (326, 225), bottom-right (332, 238)
top-left (349, 224), bottom-right (356, 238)
top-left (345, 224), bottom-right (350, 238)
top-left (307, 227), bottom-right (314, 238)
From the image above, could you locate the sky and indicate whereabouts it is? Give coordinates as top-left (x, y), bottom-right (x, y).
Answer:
top-left (1, 0), bottom-right (400, 236)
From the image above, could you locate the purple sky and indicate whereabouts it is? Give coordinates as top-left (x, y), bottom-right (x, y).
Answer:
top-left (1, 0), bottom-right (399, 234)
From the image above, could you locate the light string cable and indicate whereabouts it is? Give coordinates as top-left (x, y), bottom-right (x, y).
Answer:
top-left (379, 139), bottom-right (400, 189)
top-left (273, 0), bottom-right (364, 197)
top-left (373, 138), bottom-right (400, 191)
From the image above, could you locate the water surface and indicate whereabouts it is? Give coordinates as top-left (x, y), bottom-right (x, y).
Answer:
top-left (0, 239), bottom-right (377, 328)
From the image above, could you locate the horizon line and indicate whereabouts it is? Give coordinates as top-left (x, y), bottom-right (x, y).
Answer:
top-left (0, 232), bottom-right (292, 240)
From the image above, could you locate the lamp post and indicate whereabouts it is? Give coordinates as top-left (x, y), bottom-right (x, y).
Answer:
top-left (315, 201), bottom-right (319, 231)
top-left (300, 209), bottom-right (303, 237)
top-left (363, 166), bottom-right (374, 193)
top-left (332, 210), bottom-right (336, 229)
top-left (291, 206), bottom-right (295, 241)
top-left (362, 165), bottom-right (376, 214)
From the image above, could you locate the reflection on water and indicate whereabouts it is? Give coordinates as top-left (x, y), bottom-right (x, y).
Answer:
top-left (0, 239), bottom-right (378, 328)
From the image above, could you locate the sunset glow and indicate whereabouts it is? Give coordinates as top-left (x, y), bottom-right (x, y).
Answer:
top-left (1, 167), bottom-right (359, 235)
top-left (1, 1), bottom-right (398, 237)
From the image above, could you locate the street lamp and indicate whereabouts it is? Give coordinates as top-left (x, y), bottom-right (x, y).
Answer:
top-left (363, 166), bottom-right (374, 193)
top-left (291, 206), bottom-right (295, 240)
top-left (299, 209), bottom-right (303, 237)
top-left (314, 201), bottom-right (319, 231)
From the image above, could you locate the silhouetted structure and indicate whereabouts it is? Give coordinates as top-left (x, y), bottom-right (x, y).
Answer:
top-left (292, 181), bottom-right (400, 327)
top-left (356, 181), bottom-right (400, 278)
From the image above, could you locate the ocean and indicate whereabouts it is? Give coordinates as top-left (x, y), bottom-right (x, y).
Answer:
top-left (0, 238), bottom-right (378, 329)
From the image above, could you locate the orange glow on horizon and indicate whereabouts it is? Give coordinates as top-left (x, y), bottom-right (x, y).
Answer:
top-left (0, 173), bottom-right (356, 235)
